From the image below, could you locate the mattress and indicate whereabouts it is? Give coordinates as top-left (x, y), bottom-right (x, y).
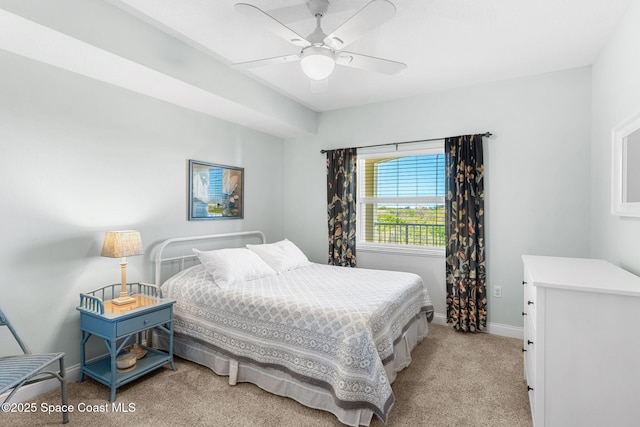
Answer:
top-left (160, 262), bottom-right (433, 423)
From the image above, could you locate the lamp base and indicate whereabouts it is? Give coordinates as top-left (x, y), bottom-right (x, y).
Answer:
top-left (111, 295), bottom-right (137, 305)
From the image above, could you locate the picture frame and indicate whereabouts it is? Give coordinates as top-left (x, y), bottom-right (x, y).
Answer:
top-left (188, 159), bottom-right (244, 220)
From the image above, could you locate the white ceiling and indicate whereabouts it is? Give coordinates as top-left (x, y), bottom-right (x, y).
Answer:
top-left (108, 0), bottom-right (631, 112)
top-left (0, 0), bottom-right (632, 138)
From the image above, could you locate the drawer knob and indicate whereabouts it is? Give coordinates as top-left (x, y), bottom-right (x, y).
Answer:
top-left (527, 386), bottom-right (534, 392)
top-left (522, 348), bottom-right (527, 352)
top-left (144, 319), bottom-right (149, 324)
top-left (527, 340), bottom-right (534, 345)
top-left (522, 311), bottom-right (527, 316)
top-left (522, 280), bottom-right (527, 285)
top-left (527, 300), bottom-right (534, 306)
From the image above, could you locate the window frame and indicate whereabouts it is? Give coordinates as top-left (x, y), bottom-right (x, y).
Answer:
top-left (356, 141), bottom-right (446, 257)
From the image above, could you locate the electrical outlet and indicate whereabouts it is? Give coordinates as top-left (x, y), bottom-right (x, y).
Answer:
top-left (494, 286), bottom-right (502, 298)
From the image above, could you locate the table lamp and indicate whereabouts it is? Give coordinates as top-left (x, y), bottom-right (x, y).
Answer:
top-left (101, 230), bottom-right (143, 305)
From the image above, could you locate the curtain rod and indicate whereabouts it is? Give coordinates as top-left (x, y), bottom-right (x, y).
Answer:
top-left (319, 132), bottom-right (493, 154)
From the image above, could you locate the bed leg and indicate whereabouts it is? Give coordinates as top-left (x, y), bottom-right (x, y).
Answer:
top-left (229, 359), bottom-right (239, 385)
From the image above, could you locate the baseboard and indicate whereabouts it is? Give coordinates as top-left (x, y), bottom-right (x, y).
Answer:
top-left (430, 312), bottom-right (449, 326)
top-left (0, 363), bottom-right (82, 404)
top-left (431, 313), bottom-right (524, 339)
top-left (4, 318), bottom-right (523, 403)
top-left (486, 322), bottom-right (524, 339)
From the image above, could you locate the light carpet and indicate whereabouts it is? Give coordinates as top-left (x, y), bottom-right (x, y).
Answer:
top-left (2, 324), bottom-right (532, 426)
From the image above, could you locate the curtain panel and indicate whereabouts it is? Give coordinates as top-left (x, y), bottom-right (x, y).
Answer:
top-left (326, 148), bottom-right (357, 267)
top-left (445, 134), bottom-right (487, 332)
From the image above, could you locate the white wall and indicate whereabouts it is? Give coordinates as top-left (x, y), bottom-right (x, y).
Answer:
top-left (0, 50), bottom-right (285, 364)
top-left (0, 0), bottom-right (317, 137)
top-left (284, 67), bottom-right (592, 328)
top-left (5, 0), bottom-right (636, 372)
top-left (591, 0), bottom-right (640, 274)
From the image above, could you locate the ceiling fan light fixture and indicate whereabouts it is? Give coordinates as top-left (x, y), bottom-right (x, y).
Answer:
top-left (300, 46), bottom-right (335, 80)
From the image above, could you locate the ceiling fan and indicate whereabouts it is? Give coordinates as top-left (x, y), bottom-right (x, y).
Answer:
top-left (233, 0), bottom-right (407, 81)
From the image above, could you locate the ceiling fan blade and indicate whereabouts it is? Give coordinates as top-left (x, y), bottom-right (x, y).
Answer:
top-left (336, 51), bottom-right (407, 75)
top-left (232, 54), bottom-right (301, 69)
top-left (324, 0), bottom-right (396, 50)
top-left (235, 3), bottom-right (311, 47)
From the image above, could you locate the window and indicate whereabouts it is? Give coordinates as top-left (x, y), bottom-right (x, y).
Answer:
top-left (357, 142), bottom-right (445, 254)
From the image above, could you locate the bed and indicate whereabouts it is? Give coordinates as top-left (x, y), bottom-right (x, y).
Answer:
top-left (153, 231), bottom-right (433, 426)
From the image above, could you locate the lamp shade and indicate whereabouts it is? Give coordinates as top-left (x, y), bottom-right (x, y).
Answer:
top-left (101, 230), bottom-right (144, 258)
top-left (300, 46), bottom-right (336, 80)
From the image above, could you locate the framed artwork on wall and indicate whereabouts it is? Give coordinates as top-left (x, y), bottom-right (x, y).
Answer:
top-left (188, 159), bottom-right (244, 220)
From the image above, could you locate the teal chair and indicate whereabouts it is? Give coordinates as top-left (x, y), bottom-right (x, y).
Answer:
top-left (0, 307), bottom-right (68, 424)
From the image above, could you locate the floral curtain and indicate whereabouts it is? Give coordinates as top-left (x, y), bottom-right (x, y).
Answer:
top-left (445, 134), bottom-right (486, 332)
top-left (326, 148), bottom-right (357, 267)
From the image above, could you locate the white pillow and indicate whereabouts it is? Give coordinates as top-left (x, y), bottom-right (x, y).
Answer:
top-left (193, 248), bottom-right (276, 288)
top-left (246, 239), bottom-right (310, 274)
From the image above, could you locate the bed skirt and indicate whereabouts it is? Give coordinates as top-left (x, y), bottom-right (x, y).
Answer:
top-left (154, 312), bottom-right (428, 426)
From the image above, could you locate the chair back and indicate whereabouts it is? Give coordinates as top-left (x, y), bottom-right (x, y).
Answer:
top-left (0, 307), bottom-right (32, 355)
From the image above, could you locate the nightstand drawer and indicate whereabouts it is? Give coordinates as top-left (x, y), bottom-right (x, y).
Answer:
top-left (117, 307), bottom-right (172, 336)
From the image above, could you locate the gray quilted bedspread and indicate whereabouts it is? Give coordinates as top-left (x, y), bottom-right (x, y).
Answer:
top-left (160, 263), bottom-right (433, 422)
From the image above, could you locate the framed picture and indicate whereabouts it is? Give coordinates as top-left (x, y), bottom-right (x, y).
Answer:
top-left (189, 159), bottom-right (244, 220)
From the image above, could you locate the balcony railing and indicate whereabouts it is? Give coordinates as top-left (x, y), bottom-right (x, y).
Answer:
top-left (371, 222), bottom-right (446, 247)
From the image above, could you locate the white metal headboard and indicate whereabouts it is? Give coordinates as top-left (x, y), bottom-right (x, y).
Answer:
top-left (153, 230), bottom-right (266, 286)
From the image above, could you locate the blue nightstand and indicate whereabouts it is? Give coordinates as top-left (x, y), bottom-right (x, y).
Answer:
top-left (76, 283), bottom-right (176, 401)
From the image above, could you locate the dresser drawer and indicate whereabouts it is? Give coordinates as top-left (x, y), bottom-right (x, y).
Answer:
top-left (525, 347), bottom-right (535, 385)
top-left (524, 321), bottom-right (536, 421)
top-left (523, 270), bottom-right (537, 326)
top-left (116, 307), bottom-right (172, 336)
top-left (524, 313), bottom-right (536, 367)
top-left (527, 372), bottom-right (536, 422)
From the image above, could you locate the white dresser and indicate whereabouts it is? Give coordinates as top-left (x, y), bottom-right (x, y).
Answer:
top-left (522, 255), bottom-right (640, 427)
